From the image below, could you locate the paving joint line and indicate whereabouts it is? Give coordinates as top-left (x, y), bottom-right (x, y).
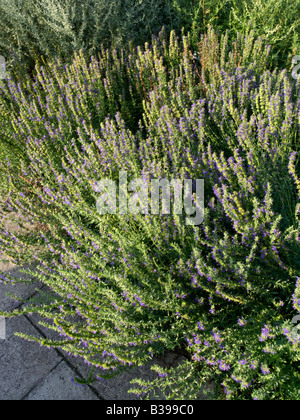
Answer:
top-left (3, 270), bottom-right (106, 400)
top-left (23, 313), bottom-right (105, 400)
top-left (20, 359), bottom-right (64, 400)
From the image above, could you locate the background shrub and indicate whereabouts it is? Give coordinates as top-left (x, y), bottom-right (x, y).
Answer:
top-left (1, 0), bottom-right (299, 78)
top-left (0, 29), bottom-right (299, 400)
top-left (0, 0), bottom-right (180, 73)
top-left (171, 0), bottom-right (233, 42)
top-left (170, 0), bottom-right (300, 70)
top-left (228, 0), bottom-right (300, 70)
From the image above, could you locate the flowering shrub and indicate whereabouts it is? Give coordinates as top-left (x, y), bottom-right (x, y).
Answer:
top-left (0, 29), bottom-right (299, 400)
top-left (0, 26), bottom-right (271, 188)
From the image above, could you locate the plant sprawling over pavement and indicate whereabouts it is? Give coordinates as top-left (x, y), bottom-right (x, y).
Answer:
top-left (0, 27), bottom-right (299, 400)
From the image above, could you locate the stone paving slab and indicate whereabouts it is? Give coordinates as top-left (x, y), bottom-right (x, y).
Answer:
top-left (65, 351), bottom-right (196, 400)
top-left (23, 361), bottom-right (99, 400)
top-left (0, 264), bottom-right (42, 312)
top-left (67, 354), bottom-right (162, 400)
top-left (0, 316), bottom-right (62, 400)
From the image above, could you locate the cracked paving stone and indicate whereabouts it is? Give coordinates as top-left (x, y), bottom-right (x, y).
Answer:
top-left (24, 361), bottom-right (99, 400)
top-left (0, 316), bottom-right (62, 400)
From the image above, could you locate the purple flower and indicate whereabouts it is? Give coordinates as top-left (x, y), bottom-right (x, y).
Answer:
top-left (259, 325), bottom-right (271, 342)
top-left (218, 361), bottom-right (231, 371)
top-left (197, 322), bottom-right (205, 331)
top-left (211, 330), bottom-right (221, 343)
top-left (261, 365), bottom-right (270, 375)
top-left (238, 318), bottom-right (247, 327)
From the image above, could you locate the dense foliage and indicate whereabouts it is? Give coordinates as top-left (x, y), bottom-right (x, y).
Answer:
top-left (0, 0), bottom-right (299, 76)
top-left (172, 0), bottom-right (300, 69)
top-left (0, 0), bottom-right (180, 72)
top-left (228, 0), bottom-right (300, 69)
top-left (0, 27), bottom-right (299, 400)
